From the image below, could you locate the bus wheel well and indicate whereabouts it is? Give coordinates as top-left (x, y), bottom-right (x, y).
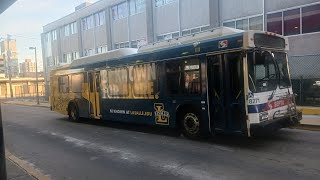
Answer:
top-left (176, 104), bottom-right (200, 127)
top-left (68, 101), bottom-right (77, 112)
top-left (67, 101), bottom-right (80, 121)
top-left (176, 104), bottom-right (201, 139)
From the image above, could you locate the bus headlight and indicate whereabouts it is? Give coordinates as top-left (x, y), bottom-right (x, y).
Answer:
top-left (259, 112), bottom-right (269, 122)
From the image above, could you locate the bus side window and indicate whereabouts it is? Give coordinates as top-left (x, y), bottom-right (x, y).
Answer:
top-left (166, 61), bottom-right (181, 95)
top-left (89, 73), bottom-right (94, 93)
top-left (166, 58), bottom-right (201, 95)
top-left (95, 72), bottom-right (100, 92)
top-left (71, 73), bottom-right (84, 93)
top-left (58, 75), bottom-right (70, 93)
top-left (183, 59), bottom-right (201, 95)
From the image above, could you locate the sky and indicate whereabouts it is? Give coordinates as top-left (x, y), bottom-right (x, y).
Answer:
top-left (0, 0), bottom-right (98, 71)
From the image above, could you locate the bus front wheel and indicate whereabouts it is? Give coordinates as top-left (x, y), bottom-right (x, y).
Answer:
top-left (68, 104), bottom-right (79, 122)
top-left (180, 110), bottom-right (201, 139)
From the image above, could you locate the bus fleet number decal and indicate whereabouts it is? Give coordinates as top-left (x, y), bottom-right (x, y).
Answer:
top-left (249, 98), bottom-right (260, 105)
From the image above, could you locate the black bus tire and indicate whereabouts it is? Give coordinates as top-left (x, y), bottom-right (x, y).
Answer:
top-left (180, 110), bottom-right (201, 139)
top-left (68, 104), bottom-right (80, 122)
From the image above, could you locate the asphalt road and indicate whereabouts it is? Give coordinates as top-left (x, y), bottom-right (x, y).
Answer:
top-left (2, 104), bottom-right (320, 180)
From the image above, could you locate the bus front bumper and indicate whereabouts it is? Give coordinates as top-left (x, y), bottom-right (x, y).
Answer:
top-left (250, 111), bottom-right (302, 135)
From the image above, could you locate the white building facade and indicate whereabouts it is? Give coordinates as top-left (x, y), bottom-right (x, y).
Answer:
top-left (42, 0), bottom-right (320, 99)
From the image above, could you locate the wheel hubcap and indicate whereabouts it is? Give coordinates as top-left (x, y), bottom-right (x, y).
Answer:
top-left (183, 113), bottom-right (199, 135)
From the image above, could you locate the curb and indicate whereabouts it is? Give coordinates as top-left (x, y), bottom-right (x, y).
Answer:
top-left (297, 108), bottom-right (320, 115)
top-left (2, 102), bottom-right (50, 108)
top-left (6, 150), bottom-right (51, 180)
top-left (293, 124), bottom-right (320, 131)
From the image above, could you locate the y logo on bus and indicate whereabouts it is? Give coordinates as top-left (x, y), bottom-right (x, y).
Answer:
top-left (154, 103), bottom-right (170, 125)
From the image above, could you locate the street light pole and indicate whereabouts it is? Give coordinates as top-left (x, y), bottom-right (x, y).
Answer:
top-left (29, 47), bottom-right (39, 105)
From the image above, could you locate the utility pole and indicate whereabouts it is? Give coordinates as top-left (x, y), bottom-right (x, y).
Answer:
top-left (7, 35), bottom-right (13, 98)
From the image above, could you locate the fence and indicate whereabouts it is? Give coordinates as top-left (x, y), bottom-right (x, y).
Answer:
top-left (289, 54), bottom-right (320, 106)
top-left (0, 84), bottom-right (45, 99)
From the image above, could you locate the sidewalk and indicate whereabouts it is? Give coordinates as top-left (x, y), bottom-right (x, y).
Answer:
top-left (6, 159), bottom-right (36, 180)
top-left (2, 100), bottom-right (50, 108)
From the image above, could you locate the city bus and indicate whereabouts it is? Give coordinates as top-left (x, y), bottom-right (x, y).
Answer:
top-left (50, 27), bottom-right (302, 138)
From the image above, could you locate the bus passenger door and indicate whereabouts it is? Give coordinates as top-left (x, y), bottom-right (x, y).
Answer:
top-left (207, 55), bottom-right (226, 131)
top-left (89, 72), bottom-right (101, 118)
top-left (207, 53), bottom-right (246, 133)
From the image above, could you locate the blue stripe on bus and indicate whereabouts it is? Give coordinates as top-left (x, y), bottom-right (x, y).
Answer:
top-left (248, 103), bottom-right (268, 113)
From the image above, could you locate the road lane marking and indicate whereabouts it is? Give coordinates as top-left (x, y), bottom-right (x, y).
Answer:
top-left (42, 130), bottom-right (218, 180)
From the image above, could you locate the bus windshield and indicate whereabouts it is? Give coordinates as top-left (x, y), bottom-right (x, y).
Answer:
top-left (274, 52), bottom-right (291, 88)
top-left (248, 50), bottom-right (290, 93)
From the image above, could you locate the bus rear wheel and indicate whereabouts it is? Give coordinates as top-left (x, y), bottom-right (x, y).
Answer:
top-left (68, 104), bottom-right (79, 122)
top-left (180, 111), bottom-right (201, 139)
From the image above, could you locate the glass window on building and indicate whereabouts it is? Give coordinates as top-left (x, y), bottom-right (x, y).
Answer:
top-left (155, 0), bottom-right (176, 7)
top-left (54, 56), bottom-right (59, 65)
top-left (111, 6), bottom-right (118, 20)
top-left (82, 15), bottom-right (94, 30)
top-left (70, 22), bottom-right (77, 34)
top-left (64, 24), bottom-right (70, 36)
top-left (45, 32), bottom-right (51, 42)
top-left (136, 0), bottom-right (146, 14)
top-left (236, 19), bottom-right (248, 30)
top-left (155, 0), bottom-right (164, 7)
top-left (71, 52), bottom-right (79, 61)
top-left (95, 11), bottom-right (105, 26)
top-left (157, 35), bottom-right (164, 41)
top-left (165, 0), bottom-right (176, 5)
top-left (88, 49), bottom-right (94, 56)
top-left (118, 2), bottom-right (128, 19)
top-left (63, 54), bottom-right (67, 63)
top-left (131, 41), bottom-right (137, 48)
top-left (302, 4), bottom-right (320, 34)
top-left (88, 15), bottom-right (94, 29)
top-left (52, 30), bottom-right (57, 40)
top-left (249, 16), bottom-right (263, 30)
top-left (284, 8), bottom-right (300, 36)
top-left (267, 12), bottom-right (283, 35)
top-left (124, 42), bottom-right (130, 48)
top-left (82, 18), bottom-right (87, 30)
top-left (172, 32), bottom-right (179, 38)
top-left (201, 25), bottom-right (211, 32)
top-left (63, 53), bottom-right (72, 63)
top-left (163, 34), bottom-right (172, 40)
top-left (112, 2), bottom-right (128, 20)
top-left (130, 0), bottom-right (146, 15)
top-left (191, 28), bottom-right (200, 34)
top-left (96, 46), bottom-right (107, 54)
top-left (129, 0), bottom-right (136, 15)
top-left (223, 21), bottom-right (236, 28)
top-left (182, 30), bottom-right (191, 36)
